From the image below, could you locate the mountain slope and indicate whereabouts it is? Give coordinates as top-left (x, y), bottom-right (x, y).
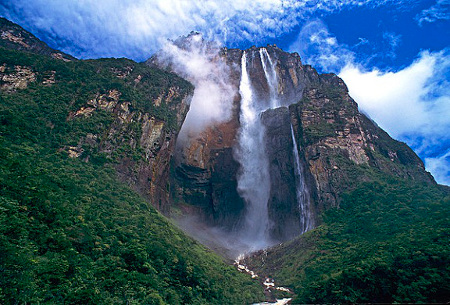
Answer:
top-left (1, 18), bottom-right (448, 304)
top-left (244, 178), bottom-right (449, 303)
top-left (0, 25), bottom-right (263, 304)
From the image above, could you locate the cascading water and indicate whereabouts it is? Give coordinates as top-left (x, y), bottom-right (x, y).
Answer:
top-left (168, 44), bottom-right (317, 261)
top-left (261, 47), bottom-right (315, 235)
top-left (234, 48), bottom-right (314, 254)
top-left (235, 51), bottom-right (272, 250)
top-left (290, 124), bottom-right (314, 233)
top-left (259, 48), bottom-right (280, 109)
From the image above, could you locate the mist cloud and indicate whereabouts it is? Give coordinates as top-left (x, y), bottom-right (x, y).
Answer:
top-left (154, 34), bottom-right (235, 142)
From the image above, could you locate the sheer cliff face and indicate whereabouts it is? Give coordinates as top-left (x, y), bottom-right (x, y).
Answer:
top-left (165, 45), bottom-right (312, 242)
top-left (167, 45), bottom-right (318, 242)
top-left (290, 73), bottom-right (435, 210)
top-left (164, 44), bottom-right (435, 244)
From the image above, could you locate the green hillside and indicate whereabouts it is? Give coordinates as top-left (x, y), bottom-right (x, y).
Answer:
top-left (246, 176), bottom-right (450, 303)
top-left (0, 47), bottom-right (263, 304)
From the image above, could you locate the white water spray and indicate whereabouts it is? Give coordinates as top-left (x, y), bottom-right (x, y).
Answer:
top-left (259, 48), bottom-right (280, 109)
top-left (235, 51), bottom-right (272, 251)
top-left (290, 124), bottom-right (314, 233)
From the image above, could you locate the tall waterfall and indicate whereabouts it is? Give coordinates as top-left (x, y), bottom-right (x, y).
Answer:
top-left (235, 51), bottom-right (272, 250)
top-left (234, 49), bottom-right (314, 253)
top-left (259, 48), bottom-right (280, 109)
top-left (290, 124), bottom-right (314, 233)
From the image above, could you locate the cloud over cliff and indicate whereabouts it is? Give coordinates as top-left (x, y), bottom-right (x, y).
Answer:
top-left (339, 50), bottom-right (450, 185)
top-left (0, 0), bottom-right (411, 60)
top-left (153, 33), bottom-right (235, 141)
top-left (1, 0), bottom-right (447, 184)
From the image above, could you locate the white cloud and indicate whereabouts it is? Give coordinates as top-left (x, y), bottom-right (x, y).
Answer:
top-left (288, 20), bottom-right (355, 72)
top-left (0, 0), bottom-right (411, 60)
top-left (154, 34), bottom-right (235, 143)
top-left (416, 0), bottom-right (450, 26)
top-left (339, 50), bottom-right (450, 185)
top-left (425, 151), bottom-right (450, 186)
top-left (382, 31), bottom-right (402, 58)
top-left (288, 21), bottom-right (406, 72)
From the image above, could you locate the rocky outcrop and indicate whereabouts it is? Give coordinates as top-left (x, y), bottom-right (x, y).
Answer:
top-left (289, 73), bottom-right (435, 209)
top-left (0, 63), bottom-right (57, 92)
top-left (0, 64), bottom-right (56, 92)
top-left (67, 84), bottom-right (191, 212)
top-left (0, 64), bottom-right (36, 91)
top-left (0, 17), bottom-right (74, 61)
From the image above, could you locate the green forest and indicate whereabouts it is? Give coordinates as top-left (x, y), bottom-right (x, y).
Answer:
top-left (0, 47), bottom-right (263, 304)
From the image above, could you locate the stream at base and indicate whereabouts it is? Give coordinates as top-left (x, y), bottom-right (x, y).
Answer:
top-left (254, 299), bottom-right (292, 305)
top-left (235, 255), bottom-right (293, 304)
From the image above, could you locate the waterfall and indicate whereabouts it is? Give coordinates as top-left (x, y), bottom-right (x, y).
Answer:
top-left (290, 124), bottom-right (314, 233)
top-left (259, 48), bottom-right (280, 109)
top-left (234, 49), bottom-right (313, 253)
top-left (235, 51), bottom-right (272, 250)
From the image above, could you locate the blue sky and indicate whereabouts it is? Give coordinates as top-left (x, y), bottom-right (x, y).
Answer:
top-left (1, 0), bottom-right (449, 185)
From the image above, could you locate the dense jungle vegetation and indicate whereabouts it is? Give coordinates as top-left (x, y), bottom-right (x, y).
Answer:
top-left (0, 47), bottom-right (263, 304)
top-left (247, 176), bottom-right (450, 303)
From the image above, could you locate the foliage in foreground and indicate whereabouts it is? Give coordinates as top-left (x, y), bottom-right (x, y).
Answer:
top-left (0, 147), bottom-right (262, 304)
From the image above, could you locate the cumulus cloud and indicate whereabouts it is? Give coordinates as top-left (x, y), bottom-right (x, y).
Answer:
top-left (339, 50), bottom-right (450, 184)
top-left (0, 0), bottom-right (410, 60)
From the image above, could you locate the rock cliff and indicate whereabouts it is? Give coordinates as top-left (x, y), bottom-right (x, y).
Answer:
top-left (68, 78), bottom-right (192, 212)
top-left (289, 72), bottom-right (435, 211)
top-left (151, 41), bottom-right (435, 245)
